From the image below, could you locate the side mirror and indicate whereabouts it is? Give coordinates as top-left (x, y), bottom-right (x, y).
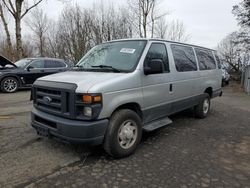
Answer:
top-left (144, 59), bottom-right (164, 75)
top-left (27, 66), bottom-right (34, 72)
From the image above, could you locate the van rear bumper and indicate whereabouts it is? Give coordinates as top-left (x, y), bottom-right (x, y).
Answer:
top-left (31, 108), bottom-right (109, 145)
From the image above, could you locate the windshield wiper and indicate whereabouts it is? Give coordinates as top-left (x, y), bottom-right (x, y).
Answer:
top-left (74, 65), bottom-right (83, 68)
top-left (91, 65), bottom-right (121, 73)
top-left (73, 65), bottom-right (87, 70)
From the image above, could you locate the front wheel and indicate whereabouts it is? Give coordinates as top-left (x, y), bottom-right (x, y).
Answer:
top-left (1, 77), bottom-right (19, 93)
top-left (103, 109), bottom-right (142, 158)
top-left (194, 94), bottom-right (210, 119)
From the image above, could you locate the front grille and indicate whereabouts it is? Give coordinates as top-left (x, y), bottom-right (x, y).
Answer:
top-left (33, 81), bottom-right (77, 119)
top-left (36, 88), bottom-right (67, 113)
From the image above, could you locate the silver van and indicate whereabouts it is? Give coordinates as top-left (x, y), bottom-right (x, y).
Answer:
top-left (31, 39), bottom-right (222, 158)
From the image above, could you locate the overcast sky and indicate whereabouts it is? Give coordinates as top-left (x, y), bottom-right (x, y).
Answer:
top-left (37, 0), bottom-right (240, 48)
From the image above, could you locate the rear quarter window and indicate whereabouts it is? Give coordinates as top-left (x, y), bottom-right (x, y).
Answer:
top-left (171, 44), bottom-right (197, 72)
top-left (195, 48), bottom-right (216, 70)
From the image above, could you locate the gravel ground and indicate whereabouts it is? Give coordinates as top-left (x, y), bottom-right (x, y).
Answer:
top-left (0, 86), bottom-right (249, 188)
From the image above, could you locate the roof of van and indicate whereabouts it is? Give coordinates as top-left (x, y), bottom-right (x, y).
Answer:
top-left (106, 38), bottom-right (216, 52)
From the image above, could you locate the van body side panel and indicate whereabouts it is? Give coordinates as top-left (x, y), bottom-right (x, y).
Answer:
top-left (197, 69), bottom-right (222, 94)
top-left (167, 43), bottom-right (202, 112)
top-left (92, 71), bottom-right (143, 119)
top-left (141, 42), bottom-right (222, 124)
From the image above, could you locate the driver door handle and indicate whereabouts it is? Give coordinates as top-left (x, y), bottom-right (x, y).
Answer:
top-left (169, 84), bottom-right (173, 92)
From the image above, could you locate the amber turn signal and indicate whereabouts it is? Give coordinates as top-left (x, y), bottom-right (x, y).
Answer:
top-left (93, 95), bottom-right (102, 102)
top-left (82, 94), bottom-right (102, 103)
top-left (82, 95), bottom-right (92, 103)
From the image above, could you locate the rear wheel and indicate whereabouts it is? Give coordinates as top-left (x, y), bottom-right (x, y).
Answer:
top-left (103, 109), bottom-right (142, 158)
top-left (194, 94), bottom-right (210, 119)
top-left (1, 77), bottom-right (19, 93)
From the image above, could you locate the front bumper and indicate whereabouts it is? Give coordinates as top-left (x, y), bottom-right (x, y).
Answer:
top-left (31, 108), bottom-right (109, 145)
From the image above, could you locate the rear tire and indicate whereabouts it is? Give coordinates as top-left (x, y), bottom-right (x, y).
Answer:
top-left (1, 77), bottom-right (19, 93)
top-left (194, 94), bottom-right (210, 119)
top-left (103, 109), bottom-right (142, 158)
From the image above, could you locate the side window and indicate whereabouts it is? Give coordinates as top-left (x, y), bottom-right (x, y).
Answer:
top-left (214, 53), bottom-right (222, 69)
top-left (171, 44), bottom-right (197, 72)
top-left (29, 60), bottom-right (44, 69)
top-left (45, 60), bottom-right (66, 68)
top-left (145, 43), bottom-right (169, 72)
top-left (195, 48), bottom-right (216, 70)
top-left (57, 61), bottom-right (67, 68)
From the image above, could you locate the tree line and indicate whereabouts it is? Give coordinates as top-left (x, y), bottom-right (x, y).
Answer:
top-left (0, 0), bottom-right (189, 63)
top-left (217, 0), bottom-right (250, 73)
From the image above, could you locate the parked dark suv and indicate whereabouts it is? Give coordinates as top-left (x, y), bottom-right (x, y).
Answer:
top-left (0, 55), bottom-right (70, 93)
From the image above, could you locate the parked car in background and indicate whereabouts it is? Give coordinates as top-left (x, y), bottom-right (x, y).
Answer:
top-left (0, 56), bottom-right (70, 93)
top-left (31, 39), bottom-right (222, 158)
top-left (222, 68), bottom-right (230, 86)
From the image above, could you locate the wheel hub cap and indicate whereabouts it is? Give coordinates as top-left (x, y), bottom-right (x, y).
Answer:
top-left (118, 120), bottom-right (138, 149)
top-left (203, 99), bottom-right (209, 114)
top-left (4, 79), bottom-right (17, 92)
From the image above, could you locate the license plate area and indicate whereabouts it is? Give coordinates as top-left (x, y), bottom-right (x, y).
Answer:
top-left (36, 126), bottom-right (49, 137)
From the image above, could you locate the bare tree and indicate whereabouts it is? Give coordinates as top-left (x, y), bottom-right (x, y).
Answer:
top-left (128, 0), bottom-right (165, 38)
top-left (0, 3), bottom-right (13, 60)
top-left (232, 0), bottom-right (250, 28)
top-left (25, 8), bottom-right (49, 56)
top-left (91, 3), bottom-right (132, 44)
top-left (167, 20), bottom-right (190, 42)
top-left (140, 0), bottom-right (155, 38)
top-left (154, 16), bottom-right (168, 39)
top-left (50, 3), bottom-right (133, 63)
top-left (218, 32), bottom-right (250, 73)
top-left (2, 0), bottom-right (44, 59)
top-left (54, 5), bottom-right (93, 63)
top-left (155, 18), bottom-right (190, 42)
top-left (45, 20), bottom-right (59, 58)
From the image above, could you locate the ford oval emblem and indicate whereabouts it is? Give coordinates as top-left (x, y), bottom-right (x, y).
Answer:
top-left (43, 96), bottom-right (52, 104)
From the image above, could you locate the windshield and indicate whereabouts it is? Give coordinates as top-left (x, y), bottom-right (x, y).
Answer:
top-left (75, 40), bottom-right (147, 72)
top-left (15, 59), bottom-right (32, 68)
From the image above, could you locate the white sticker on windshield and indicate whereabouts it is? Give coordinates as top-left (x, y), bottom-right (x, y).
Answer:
top-left (120, 48), bottom-right (136, 54)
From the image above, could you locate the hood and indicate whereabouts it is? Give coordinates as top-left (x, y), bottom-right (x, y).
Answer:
top-left (37, 71), bottom-right (126, 93)
top-left (0, 55), bottom-right (16, 68)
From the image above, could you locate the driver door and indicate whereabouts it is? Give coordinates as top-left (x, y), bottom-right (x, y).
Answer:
top-left (142, 42), bottom-right (173, 123)
top-left (22, 60), bottom-right (46, 84)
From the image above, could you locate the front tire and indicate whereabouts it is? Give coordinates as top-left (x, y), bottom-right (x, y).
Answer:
top-left (194, 94), bottom-right (210, 119)
top-left (103, 109), bottom-right (142, 158)
top-left (1, 77), bottom-right (19, 93)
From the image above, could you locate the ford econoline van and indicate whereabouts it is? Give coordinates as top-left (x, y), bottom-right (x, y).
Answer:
top-left (31, 39), bottom-right (222, 158)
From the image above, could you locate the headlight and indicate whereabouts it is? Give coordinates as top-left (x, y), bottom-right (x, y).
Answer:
top-left (83, 107), bottom-right (92, 117)
top-left (75, 93), bottom-right (102, 120)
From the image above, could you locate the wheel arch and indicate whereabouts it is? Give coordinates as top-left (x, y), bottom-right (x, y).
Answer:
top-left (204, 87), bottom-right (213, 98)
top-left (111, 102), bottom-right (143, 121)
top-left (0, 75), bottom-right (22, 86)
